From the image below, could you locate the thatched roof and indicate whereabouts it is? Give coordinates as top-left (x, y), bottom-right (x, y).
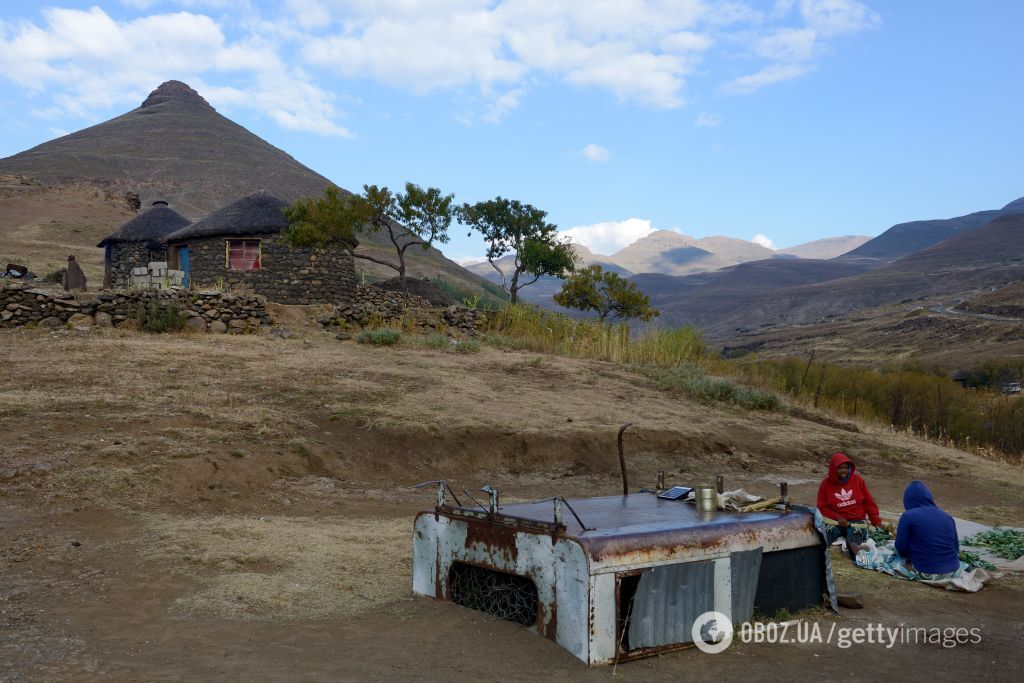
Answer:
top-left (165, 192), bottom-right (289, 242)
top-left (97, 201), bottom-right (190, 247)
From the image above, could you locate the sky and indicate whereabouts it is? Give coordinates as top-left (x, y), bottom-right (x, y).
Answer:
top-left (0, 1), bottom-right (1021, 263)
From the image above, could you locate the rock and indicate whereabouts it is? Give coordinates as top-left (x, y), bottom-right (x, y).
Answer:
top-left (335, 332), bottom-right (352, 341)
top-left (66, 313), bottom-right (94, 327)
top-left (94, 311), bottom-right (113, 327)
top-left (39, 316), bottom-right (63, 329)
top-left (837, 593), bottom-right (864, 609)
top-left (228, 318), bottom-right (245, 329)
top-left (184, 316), bottom-right (208, 333)
top-left (209, 320), bottom-right (228, 334)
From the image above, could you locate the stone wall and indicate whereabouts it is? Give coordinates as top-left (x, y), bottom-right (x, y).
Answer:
top-left (319, 285), bottom-right (487, 335)
top-left (173, 234), bottom-right (356, 305)
top-left (0, 282), bottom-right (270, 333)
top-left (109, 241), bottom-right (167, 289)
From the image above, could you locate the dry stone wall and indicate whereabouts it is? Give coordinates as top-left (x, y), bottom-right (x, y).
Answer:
top-left (319, 284), bottom-right (487, 335)
top-left (178, 234), bottom-right (356, 305)
top-left (0, 282), bottom-right (270, 333)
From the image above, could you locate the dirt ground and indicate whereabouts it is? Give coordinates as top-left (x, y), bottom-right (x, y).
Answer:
top-left (2, 324), bottom-right (1023, 681)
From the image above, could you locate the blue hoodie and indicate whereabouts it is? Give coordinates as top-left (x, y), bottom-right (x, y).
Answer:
top-left (895, 481), bottom-right (960, 574)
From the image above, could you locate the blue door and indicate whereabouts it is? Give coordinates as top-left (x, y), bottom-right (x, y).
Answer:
top-left (179, 246), bottom-right (191, 287)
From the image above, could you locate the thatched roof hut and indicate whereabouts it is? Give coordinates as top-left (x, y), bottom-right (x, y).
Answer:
top-left (164, 192), bottom-right (289, 242)
top-left (164, 191), bottom-right (357, 305)
top-left (100, 200), bottom-right (191, 289)
top-left (98, 200), bottom-right (190, 249)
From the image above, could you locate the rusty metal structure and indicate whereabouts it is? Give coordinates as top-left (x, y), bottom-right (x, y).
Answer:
top-left (412, 483), bottom-right (834, 665)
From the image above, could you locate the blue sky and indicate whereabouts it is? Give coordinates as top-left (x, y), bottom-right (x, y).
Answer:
top-left (0, 1), bottom-right (1021, 263)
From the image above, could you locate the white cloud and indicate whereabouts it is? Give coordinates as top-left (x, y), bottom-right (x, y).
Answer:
top-left (48, 126), bottom-right (69, 138)
top-left (483, 88), bottom-right (525, 123)
top-left (798, 0), bottom-right (880, 37)
top-left (694, 111), bottom-right (722, 127)
top-left (752, 234), bottom-right (776, 249)
top-left (582, 143), bottom-right (610, 163)
top-left (3, 1), bottom-right (882, 135)
top-left (753, 27), bottom-right (818, 62)
top-left (723, 63), bottom-right (810, 94)
top-left (561, 218), bottom-right (655, 255)
top-left (0, 6), bottom-right (349, 137)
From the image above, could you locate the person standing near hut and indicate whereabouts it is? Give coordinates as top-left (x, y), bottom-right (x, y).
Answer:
top-left (63, 255), bottom-right (87, 291)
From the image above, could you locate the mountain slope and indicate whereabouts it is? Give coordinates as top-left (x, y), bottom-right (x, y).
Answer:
top-left (0, 81), bottom-right (490, 293)
top-left (610, 230), bottom-right (777, 276)
top-left (0, 81), bottom-right (330, 218)
top-left (839, 197), bottom-right (1024, 262)
top-left (778, 235), bottom-right (870, 259)
top-left (699, 214), bottom-right (1024, 336)
top-left (638, 258), bottom-right (874, 330)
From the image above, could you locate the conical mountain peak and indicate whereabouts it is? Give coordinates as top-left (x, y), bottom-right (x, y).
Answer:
top-left (141, 80), bottom-right (213, 110)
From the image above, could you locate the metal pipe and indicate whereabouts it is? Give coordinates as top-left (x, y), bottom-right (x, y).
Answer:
top-left (462, 489), bottom-right (488, 513)
top-left (657, 470), bottom-right (666, 491)
top-left (410, 479), bottom-right (462, 508)
top-left (715, 475), bottom-right (724, 494)
top-left (780, 482), bottom-right (790, 511)
top-left (617, 423), bottom-right (633, 496)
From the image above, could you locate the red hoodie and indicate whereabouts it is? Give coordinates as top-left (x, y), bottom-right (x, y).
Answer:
top-left (817, 453), bottom-right (880, 525)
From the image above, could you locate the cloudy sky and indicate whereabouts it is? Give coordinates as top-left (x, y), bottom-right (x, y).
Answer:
top-left (0, 1), bottom-right (1021, 262)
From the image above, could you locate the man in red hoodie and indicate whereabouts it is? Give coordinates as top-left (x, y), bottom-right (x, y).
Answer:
top-left (817, 453), bottom-right (881, 558)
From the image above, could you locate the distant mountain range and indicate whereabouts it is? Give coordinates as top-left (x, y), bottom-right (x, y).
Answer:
top-left (467, 230), bottom-right (870, 284)
top-left (650, 212), bottom-right (1024, 336)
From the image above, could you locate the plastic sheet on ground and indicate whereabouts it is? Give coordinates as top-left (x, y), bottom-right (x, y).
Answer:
top-left (854, 538), bottom-right (999, 592)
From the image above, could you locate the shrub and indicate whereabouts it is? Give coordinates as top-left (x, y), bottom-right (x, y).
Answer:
top-left (132, 300), bottom-right (186, 334)
top-left (648, 365), bottom-right (782, 411)
top-left (484, 303), bottom-right (704, 366)
top-left (356, 329), bottom-right (402, 346)
top-left (453, 339), bottom-right (481, 354)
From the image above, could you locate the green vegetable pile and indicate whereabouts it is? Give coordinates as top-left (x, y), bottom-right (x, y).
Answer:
top-left (958, 549), bottom-right (996, 570)
top-left (868, 525), bottom-right (892, 544)
top-left (964, 527), bottom-right (1024, 560)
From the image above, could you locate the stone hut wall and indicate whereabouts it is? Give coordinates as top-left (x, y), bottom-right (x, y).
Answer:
top-left (109, 241), bottom-right (168, 289)
top-left (0, 283), bottom-right (270, 334)
top-left (172, 233), bottom-right (356, 305)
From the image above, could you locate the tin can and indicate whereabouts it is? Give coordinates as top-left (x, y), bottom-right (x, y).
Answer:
top-left (695, 485), bottom-right (717, 511)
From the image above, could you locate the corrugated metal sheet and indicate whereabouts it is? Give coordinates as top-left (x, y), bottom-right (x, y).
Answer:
top-left (730, 548), bottom-right (763, 624)
top-left (628, 561), bottom-right (714, 649)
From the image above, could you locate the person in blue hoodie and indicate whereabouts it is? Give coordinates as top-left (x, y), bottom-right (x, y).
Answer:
top-left (895, 480), bottom-right (961, 578)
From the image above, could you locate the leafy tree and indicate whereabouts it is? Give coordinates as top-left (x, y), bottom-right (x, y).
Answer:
top-left (457, 197), bottom-right (575, 304)
top-left (283, 182), bottom-right (454, 295)
top-left (554, 264), bottom-right (659, 322)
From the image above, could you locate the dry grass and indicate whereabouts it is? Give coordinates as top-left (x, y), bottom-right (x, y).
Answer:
top-left (142, 514), bottom-right (411, 621)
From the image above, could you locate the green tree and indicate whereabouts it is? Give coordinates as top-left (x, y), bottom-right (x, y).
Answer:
top-left (457, 197), bottom-right (575, 304)
top-left (283, 183), bottom-right (454, 296)
top-left (554, 264), bottom-right (659, 322)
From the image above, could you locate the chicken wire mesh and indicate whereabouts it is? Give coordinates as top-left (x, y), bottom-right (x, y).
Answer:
top-left (448, 563), bottom-right (539, 626)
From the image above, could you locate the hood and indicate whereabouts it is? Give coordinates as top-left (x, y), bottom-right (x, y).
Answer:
top-left (903, 480), bottom-right (936, 510)
top-left (827, 452), bottom-right (854, 485)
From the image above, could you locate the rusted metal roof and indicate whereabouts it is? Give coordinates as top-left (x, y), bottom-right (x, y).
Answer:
top-left (462, 494), bottom-right (818, 562)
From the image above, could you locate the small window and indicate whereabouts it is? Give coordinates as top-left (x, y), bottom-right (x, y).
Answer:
top-left (226, 240), bottom-right (261, 271)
